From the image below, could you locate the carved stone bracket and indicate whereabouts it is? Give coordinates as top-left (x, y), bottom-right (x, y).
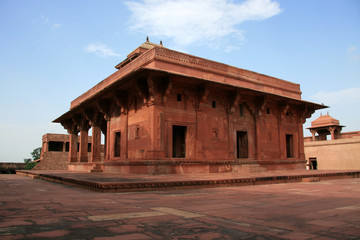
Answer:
top-left (278, 101), bottom-right (290, 122)
top-left (61, 118), bottom-right (78, 135)
top-left (299, 105), bottom-right (315, 124)
top-left (74, 114), bottom-right (90, 132)
top-left (112, 90), bottom-right (128, 115)
top-left (136, 78), bottom-right (149, 104)
top-left (255, 96), bottom-right (267, 118)
top-left (83, 108), bottom-right (106, 127)
top-left (229, 90), bottom-right (241, 113)
top-left (97, 99), bottom-right (112, 121)
top-left (196, 84), bottom-right (209, 111)
top-left (163, 78), bottom-right (172, 103)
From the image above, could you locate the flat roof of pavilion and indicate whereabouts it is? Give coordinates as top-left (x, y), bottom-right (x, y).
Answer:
top-left (54, 42), bottom-right (326, 122)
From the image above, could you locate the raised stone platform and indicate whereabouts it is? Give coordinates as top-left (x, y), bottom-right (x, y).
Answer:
top-left (16, 170), bottom-right (360, 192)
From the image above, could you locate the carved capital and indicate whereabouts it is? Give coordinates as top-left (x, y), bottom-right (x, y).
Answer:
top-left (61, 118), bottom-right (78, 135)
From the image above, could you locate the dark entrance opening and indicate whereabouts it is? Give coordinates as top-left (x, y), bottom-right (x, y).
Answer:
top-left (309, 158), bottom-right (317, 170)
top-left (114, 131), bottom-right (121, 157)
top-left (173, 125), bottom-right (186, 158)
top-left (48, 141), bottom-right (63, 152)
top-left (236, 131), bottom-right (248, 158)
top-left (286, 134), bottom-right (294, 158)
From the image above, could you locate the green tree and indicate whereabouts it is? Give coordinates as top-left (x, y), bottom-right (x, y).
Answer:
top-left (31, 147), bottom-right (42, 161)
top-left (23, 147), bottom-right (42, 170)
top-left (23, 158), bottom-right (32, 164)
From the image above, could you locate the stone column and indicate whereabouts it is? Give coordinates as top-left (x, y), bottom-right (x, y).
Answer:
top-left (297, 121), bottom-right (305, 159)
top-left (68, 130), bottom-right (79, 163)
top-left (91, 125), bottom-right (101, 162)
top-left (310, 129), bottom-right (316, 142)
top-left (255, 116), bottom-right (262, 160)
top-left (329, 127), bottom-right (335, 140)
top-left (78, 119), bottom-right (90, 163)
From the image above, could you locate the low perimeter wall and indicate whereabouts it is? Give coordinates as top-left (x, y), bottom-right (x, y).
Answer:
top-left (305, 137), bottom-right (360, 170)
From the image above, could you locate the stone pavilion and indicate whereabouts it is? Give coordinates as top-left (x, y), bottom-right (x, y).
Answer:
top-left (54, 40), bottom-right (325, 174)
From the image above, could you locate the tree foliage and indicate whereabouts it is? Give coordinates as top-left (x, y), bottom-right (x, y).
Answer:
top-left (23, 147), bottom-right (42, 170)
top-left (23, 158), bottom-right (32, 164)
top-left (31, 147), bottom-right (42, 161)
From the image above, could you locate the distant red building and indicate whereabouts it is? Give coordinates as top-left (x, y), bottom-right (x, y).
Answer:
top-left (54, 40), bottom-right (324, 174)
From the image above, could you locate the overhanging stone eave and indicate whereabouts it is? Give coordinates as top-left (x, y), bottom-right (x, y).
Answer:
top-left (54, 68), bottom-right (149, 123)
top-left (143, 67), bottom-right (327, 110)
top-left (307, 124), bottom-right (345, 130)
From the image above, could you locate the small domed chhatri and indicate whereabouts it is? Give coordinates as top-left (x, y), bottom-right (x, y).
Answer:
top-left (311, 113), bottom-right (340, 128)
top-left (307, 113), bottom-right (344, 141)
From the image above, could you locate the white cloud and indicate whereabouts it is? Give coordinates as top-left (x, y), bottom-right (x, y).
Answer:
top-left (85, 43), bottom-right (121, 58)
top-left (311, 87), bottom-right (360, 106)
top-left (348, 46), bottom-right (357, 54)
top-left (41, 14), bottom-right (62, 29)
top-left (52, 23), bottom-right (62, 28)
top-left (125, 0), bottom-right (281, 49)
top-left (347, 45), bottom-right (359, 62)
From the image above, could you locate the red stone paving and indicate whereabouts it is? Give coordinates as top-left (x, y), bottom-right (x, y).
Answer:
top-left (1, 174), bottom-right (360, 239)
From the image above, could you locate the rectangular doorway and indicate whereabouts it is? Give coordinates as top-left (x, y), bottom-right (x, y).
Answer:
top-left (286, 134), bottom-right (294, 158)
top-left (114, 131), bottom-right (121, 157)
top-left (236, 131), bottom-right (248, 158)
top-left (173, 125), bottom-right (186, 158)
top-left (309, 157), bottom-right (317, 170)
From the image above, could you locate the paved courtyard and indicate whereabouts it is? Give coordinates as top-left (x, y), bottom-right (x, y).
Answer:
top-left (1, 174), bottom-right (359, 239)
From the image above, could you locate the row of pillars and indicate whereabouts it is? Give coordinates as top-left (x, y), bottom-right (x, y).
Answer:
top-left (68, 124), bottom-right (104, 163)
top-left (310, 126), bottom-right (341, 141)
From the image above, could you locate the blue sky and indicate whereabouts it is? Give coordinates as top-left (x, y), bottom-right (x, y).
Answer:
top-left (0, 0), bottom-right (359, 162)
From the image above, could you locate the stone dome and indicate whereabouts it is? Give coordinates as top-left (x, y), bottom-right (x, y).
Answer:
top-left (310, 114), bottom-right (340, 128)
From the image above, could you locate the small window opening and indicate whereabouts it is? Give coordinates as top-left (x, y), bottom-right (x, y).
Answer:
top-left (177, 94), bottom-right (182, 101)
top-left (286, 134), bottom-right (294, 158)
top-left (212, 101), bottom-right (216, 108)
top-left (65, 142), bottom-right (69, 152)
top-left (88, 143), bottom-right (91, 152)
top-left (212, 129), bottom-right (218, 139)
top-left (266, 108), bottom-right (270, 114)
top-left (135, 126), bottom-right (140, 139)
top-left (48, 141), bottom-right (63, 152)
top-left (114, 131), bottom-right (121, 157)
top-left (239, 104), bottom-right (244, 117)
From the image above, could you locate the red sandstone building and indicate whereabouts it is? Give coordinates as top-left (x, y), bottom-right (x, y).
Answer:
top-left (54, 40), bottom-right (325, 174)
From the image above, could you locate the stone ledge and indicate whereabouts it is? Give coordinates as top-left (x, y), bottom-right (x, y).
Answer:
top-left (16, 170), bottom-right (360, 193)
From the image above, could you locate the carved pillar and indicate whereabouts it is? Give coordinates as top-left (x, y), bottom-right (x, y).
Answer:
top-left (254, 96), bottom-right (266, 160)
top-left (84, 109), bottom-right (105, 163)
top-left (329, 126), bottom-right (335, 140)
top-left (61, 119), bottom-right (79, 163)
top-left (97, 99), bottom-right (112, 161)
top-left (228, 90), bottom-right (240, 159)
top-left (69, 130), bottom-right (79, 163)
top-left (195, 84), bottom-right (209, 159)
top-left (91, 125), bottom-right (101, 162)
top-left (297, 117), bottom-right (305, 159)
top-left (310, 129), bottom-right (316, 142)
top-left (78, 119), bottom-right (90, 163)
top-left (146, 75), bottom-right (166, 159)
